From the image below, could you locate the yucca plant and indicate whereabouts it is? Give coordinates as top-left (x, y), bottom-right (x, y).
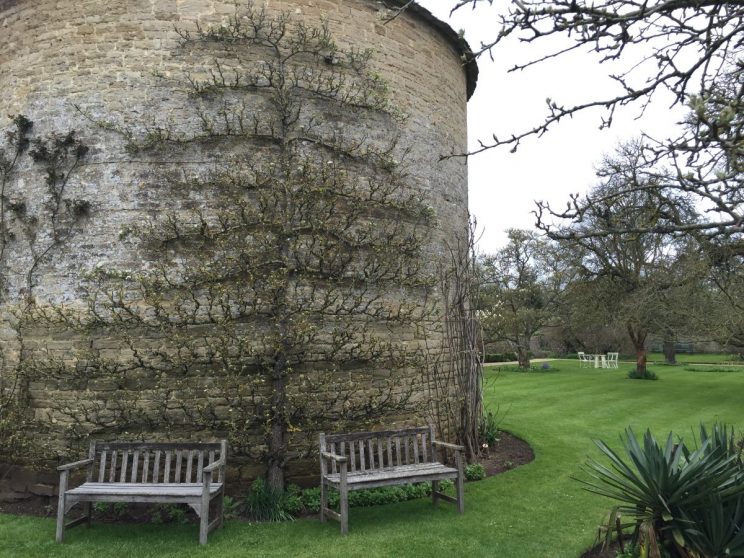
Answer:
top-left (577, 424), bottom-right (744, 558)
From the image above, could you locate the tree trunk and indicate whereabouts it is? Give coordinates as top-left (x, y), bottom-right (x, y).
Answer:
top-left (516, 343), bottom-right (530, 370)
top-left (635, 346), bottom-right (647, 374)
top-left (662, 338), bottom-right (677, 365)
top-left (627, 323), bottom-right (648, 375)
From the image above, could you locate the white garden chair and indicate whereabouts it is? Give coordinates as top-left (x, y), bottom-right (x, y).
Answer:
top-left (578, 352), bottom-right (592, 368)
top-left (577, 351), bottom-right (587, 368)
top-left (606, 352), bottom-right (619, 369)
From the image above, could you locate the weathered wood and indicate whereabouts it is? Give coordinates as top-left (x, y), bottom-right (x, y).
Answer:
top-left (65, 515), bottom-right (89, 529)
top-left (95, 442), bottom-right (222, 452)
top-left (164, 451), bottom-right (172, 483)
top-left (57, 458), bottom-right (94, 472)
top-left (55, 440), bottom-right (228, 545)
top-left (130, 450), bottom-right (140, 483)
top-left (185, 450), bottom-right (194, 483)
top-left (319, 427), bottom-right (465, 535)
top-left (433, 492), bottom-right (457, 504)
top-left (56, 470), bottom-right (68, 542)
top-left (153, 451), bottom-right (161, 483)
top-left (196, 451), bottom-right (204, 481)
top-left (119, 451), bottom-right (129, 483)
top-left (325, 427), bottom-right (430, 444)
top-left (324, 508), bottom-right (341, 521)
top-left (142, 452), bottom-right (150, 483)
top-left (175, 450), bottom-right (183, 483)
top-left (98, 451), bottom-right (107, 483)
top-left (109, 450), bottom-right (118, 483)
top-left (319, 433), bottom-right (328, 524)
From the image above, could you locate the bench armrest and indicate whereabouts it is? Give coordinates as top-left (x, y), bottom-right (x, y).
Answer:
top-left (203, 458), bottom-right (225, 474)
top-left (57, 458), bottom-right (94, 472)
top-left (320, 451), bottom-right (348, 463)
top-left (432, 440), bottom-right (465, 452)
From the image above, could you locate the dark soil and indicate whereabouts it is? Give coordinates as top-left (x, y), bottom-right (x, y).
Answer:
top-left (0, 430), bottom-right (536, 523)
top-left (478, 430), bottom-right (535, 476)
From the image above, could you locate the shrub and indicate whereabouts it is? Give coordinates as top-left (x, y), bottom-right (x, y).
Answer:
top-left (578, 423), bottom-right (744, 557)
top-left (465, 463), bottom-right (486, 481)
top-left (484, 353), bottom-right (511, 363)
top-left (299, 482), bottom-right (443, 513)
top-left (627, 368), bottom-right (658, 380)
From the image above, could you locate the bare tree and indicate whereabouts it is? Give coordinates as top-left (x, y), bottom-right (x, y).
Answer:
top-left (447, 0), bottom-right (743, 243)
top-left (556, 142), bottom-right (700, 374)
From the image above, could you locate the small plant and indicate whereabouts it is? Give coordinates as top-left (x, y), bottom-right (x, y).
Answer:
top-left (165, 504), bottom-right (188, 524)
top-left (465, 463), bottom-right (486, 481)
top-left (479, 406), bottom-right (508, 448)
top-left (222, 495), bottom-right (242, 520)
top-left (112, 502), bottom-right (128, 517)
top-left (244, 478), bottom-right (294, 522)
top-left (627, 368), bottom-right (658, 380)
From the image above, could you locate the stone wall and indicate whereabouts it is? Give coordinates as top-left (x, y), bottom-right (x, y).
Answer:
top-left (0, 0), bottom-right (474, 488)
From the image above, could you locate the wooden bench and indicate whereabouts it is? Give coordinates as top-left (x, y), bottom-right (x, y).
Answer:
top-left (319, 426), bottom-right (464, 534)
top-left (56, 440), bottom-right (227, 545)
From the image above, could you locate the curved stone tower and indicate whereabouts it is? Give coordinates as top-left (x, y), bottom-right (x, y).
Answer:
top-left (0, 0), bottom-right (476, 483)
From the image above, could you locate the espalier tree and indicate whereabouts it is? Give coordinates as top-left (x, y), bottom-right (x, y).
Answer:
top-left (22, 7), bottom-right (441, 490)
top-left (0, 116), bottom-right (90, 467)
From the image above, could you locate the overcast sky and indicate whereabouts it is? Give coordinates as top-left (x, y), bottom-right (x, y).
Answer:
top-left (417, 1), bottom-right (685, 253)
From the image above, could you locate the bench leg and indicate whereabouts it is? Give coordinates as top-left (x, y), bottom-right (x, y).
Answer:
top-left (84, 502), bottom-right (92, 526)
top-left (432, 480), bottom-right (440, 508)
top-left (199, 493), bottom-right (210, 545)
top-left (55, 471), bottom-right (68, 543)
top-left (320, 480), bottom-right (327, 523)
top-left (339, 485), bottom-right (348, 535)
top-left (455, 472), bottom-right (465, 514)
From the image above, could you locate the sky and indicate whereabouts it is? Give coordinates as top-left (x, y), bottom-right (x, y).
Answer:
top-left (416, 1), bottom-right (685, 253)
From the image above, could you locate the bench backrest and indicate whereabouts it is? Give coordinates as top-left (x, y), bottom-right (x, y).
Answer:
top-left (87, 441), bottom-right (227, 484)
top-left (320, 427), bottom-right (437, 474)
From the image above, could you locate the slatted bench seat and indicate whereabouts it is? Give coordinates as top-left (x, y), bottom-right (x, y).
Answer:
top-left (56, 441), bottom-right (227, 545)
top-left (319, 426), bottom-right (464, 534)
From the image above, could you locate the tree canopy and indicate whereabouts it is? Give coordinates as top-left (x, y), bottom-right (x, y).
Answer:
top-left (447, 0), bottom-right (743, 245)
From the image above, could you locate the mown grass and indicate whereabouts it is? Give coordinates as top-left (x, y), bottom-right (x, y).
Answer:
top-left (3, 361), bottom-right (744, 557)
top-left (646, 352), bottom-right (742, 364)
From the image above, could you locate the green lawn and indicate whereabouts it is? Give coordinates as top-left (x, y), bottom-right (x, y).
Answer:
top-left (645, 352), bottom-right (742, 364)
top-left (3, 361), bottom-right (744, 557)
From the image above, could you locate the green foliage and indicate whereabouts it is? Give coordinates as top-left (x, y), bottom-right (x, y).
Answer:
top-left (244, 478), bottom-right (294, 522)
top-left (578, 423), bottom-right (744, 558)
top-left (299, 482), bottom-right (443, 514)
top-left (627, 368), bottom-right (658, 380)
top-left (464, 463), bottom-right (486, 481)
top-left (478, 407), bottom-right (506, 448)
top-left (484, 353), bottom-right (512, 363)
top-left (221, 496), bottom-right (241, 520)
top-left (22, 5), bottom-right (438, 490)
